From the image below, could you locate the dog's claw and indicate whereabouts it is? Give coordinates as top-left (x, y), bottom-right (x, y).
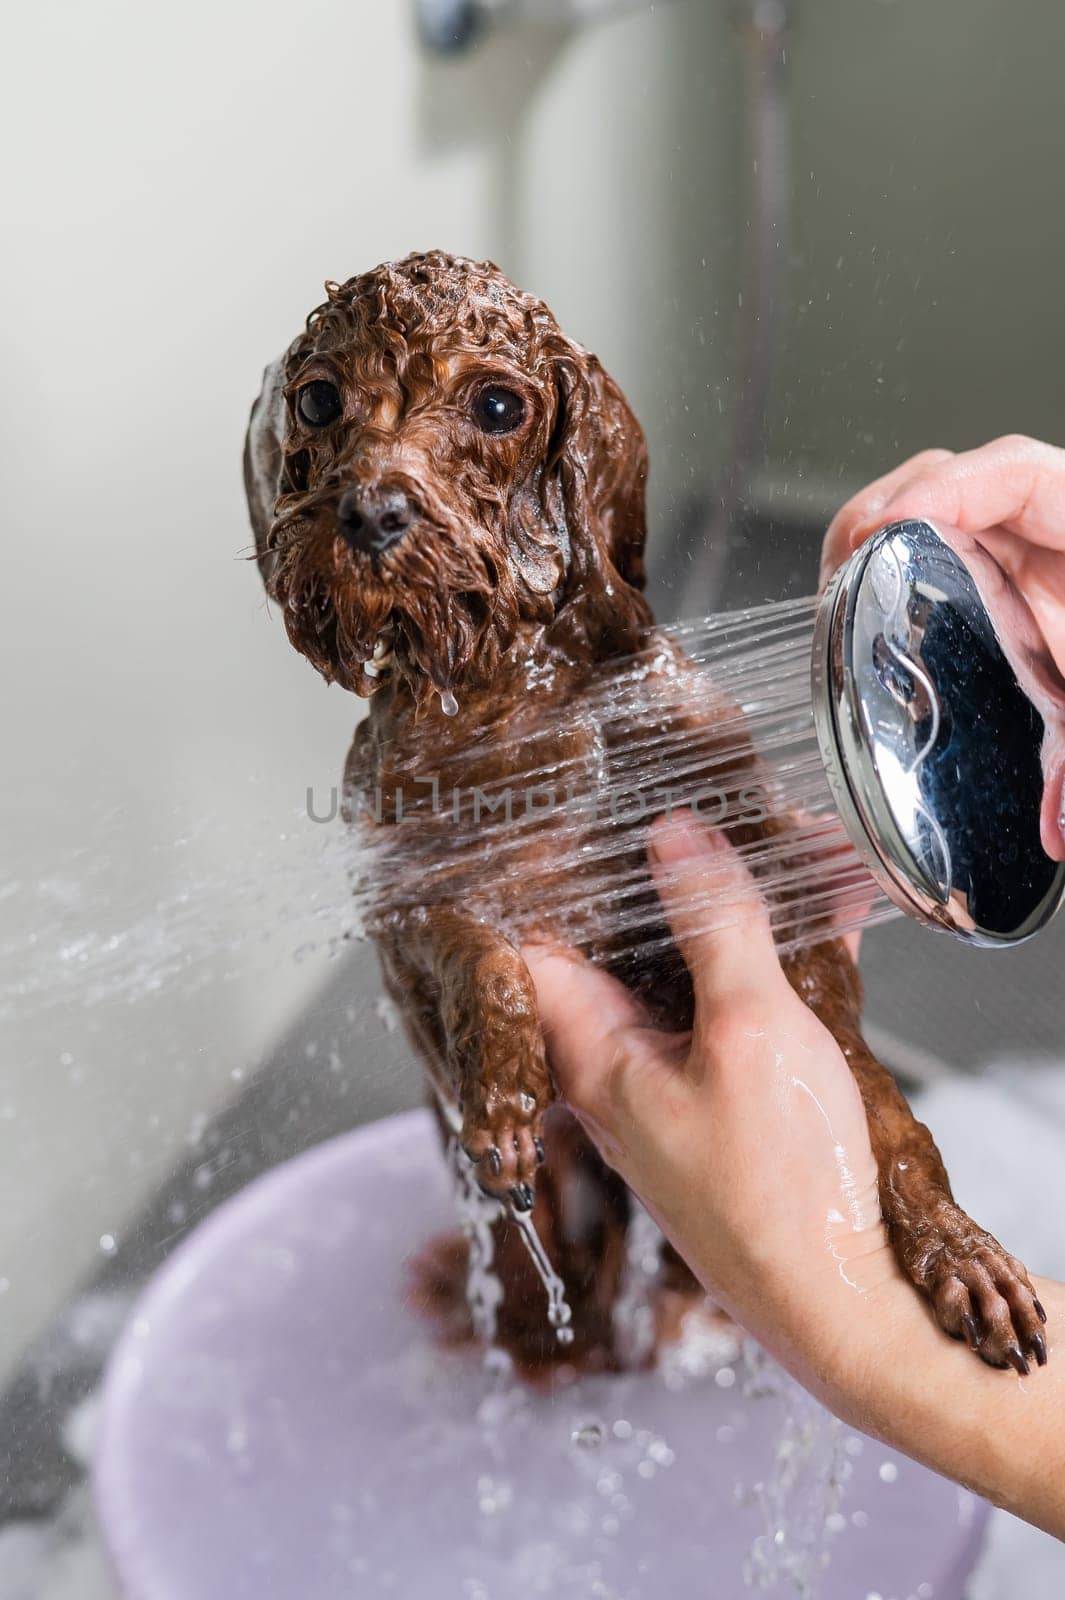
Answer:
top-left (1005, 1344), bottom-right (1030, 1377)
top-left (918, 1208), bottom-right (1045, 1372)
top-left (460, 1094), bottom-right (544, 1201)
top-left (510, 1182), bottom-right (535, 1213)
top-left (1035, 1296), bottom-right (1048, 1325)
top-left (1032, 1332), bottom-right (1048, 1368)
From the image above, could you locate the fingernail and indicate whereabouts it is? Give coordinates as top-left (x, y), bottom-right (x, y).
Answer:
top-left (524, 939), bottom-right (583, 971)
top-left (1032, 1332), bottom-right (1048, 1368)
top-left (650, 815), bottom-right (725, 866)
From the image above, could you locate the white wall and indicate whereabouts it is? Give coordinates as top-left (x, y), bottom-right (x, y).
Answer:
top-left (0, 0), bottom-right (734, 1370)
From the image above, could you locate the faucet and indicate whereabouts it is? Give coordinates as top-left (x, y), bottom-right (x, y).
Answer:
top-left (416, 0), bottom-right (673, 55)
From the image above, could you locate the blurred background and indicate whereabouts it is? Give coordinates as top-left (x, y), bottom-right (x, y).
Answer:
top-left (2, 0), bottom-right (1064, 1593)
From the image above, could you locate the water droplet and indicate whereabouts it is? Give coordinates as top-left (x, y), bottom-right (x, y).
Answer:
top-left (476, 1474), bottom-right (512, 1515)
top-left (226, 1423), bottom-right (247, 1455)
top-left (439, 688), bottom-right (459, 717)
top-left (99, 1233), bottom-right (116, 1256)
top-left (374, 995), bottom-right (399, 1033)
top-left (714, 1365), bottom-right (736, 1388)
top-left (878, 1460), bottom-right (898, 1483)
top-left (612, 1419), bottom-right (633, 1440)
top-left (571, 1421), bottom-right (605, 1450)
top-left (509, 1204), bottom-right (575, 1343)
top-left (482, 1347), bottom-right (513, 1385)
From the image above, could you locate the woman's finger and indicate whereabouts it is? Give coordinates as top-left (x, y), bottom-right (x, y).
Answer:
top-left (820, 448), bottom-right (955, 587)
top-left (877, 435), bottom-right (1065, 551)
top-left (523, 944), bottom-right (676, 1150)
top-left (648, 812), bottom-right (791, 1029)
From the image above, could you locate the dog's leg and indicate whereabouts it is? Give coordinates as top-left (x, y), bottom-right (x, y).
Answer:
top-left (625, 637), bottom-right (1045, 1370)
top-left (783, 941), bottom-right (1047, 1372)
top-left (382, 907), bottom-right (551, 1204)
top-left (391, 930), bottom-right (631, 1370)
top-left (410, 1103), bottom-right (631, 1372)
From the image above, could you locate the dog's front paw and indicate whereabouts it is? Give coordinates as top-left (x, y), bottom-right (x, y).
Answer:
top-left (461, 1091), bottom-right (546, 1209)
top-left (916, 1206), bottom-right (1046, 1373)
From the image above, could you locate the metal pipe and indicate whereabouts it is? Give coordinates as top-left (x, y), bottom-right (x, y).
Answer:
top-left (678, 0), bottom-right (797, 613)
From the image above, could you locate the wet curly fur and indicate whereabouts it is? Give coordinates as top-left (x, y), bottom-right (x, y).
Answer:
top-left (245, 251), bottom-right (1048, 1377)
top-left (246, 251), bottom-right (649, 712)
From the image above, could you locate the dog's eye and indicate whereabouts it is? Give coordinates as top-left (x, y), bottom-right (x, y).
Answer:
top-left (296, 380), bottom-right (343, 429)
top-left (472, 386), bottom-right (525, 436)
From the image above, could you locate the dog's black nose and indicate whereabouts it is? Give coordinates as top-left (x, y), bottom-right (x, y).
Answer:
top-left (336, 485), bottom-right (415, 555)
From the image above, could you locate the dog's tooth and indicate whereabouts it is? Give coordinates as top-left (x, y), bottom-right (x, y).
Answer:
top-left (363, 660), bottom-right (382, 679)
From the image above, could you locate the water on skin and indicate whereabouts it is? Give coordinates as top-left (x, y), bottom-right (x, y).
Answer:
top-left (787, 1067), bottom-right (885, 1293)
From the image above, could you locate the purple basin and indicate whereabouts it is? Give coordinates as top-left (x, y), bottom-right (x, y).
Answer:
top-left (94, 1109), bottom-right (987, 1599)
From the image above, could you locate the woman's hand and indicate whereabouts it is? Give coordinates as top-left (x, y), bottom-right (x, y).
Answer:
top-left (519, 450), bottom-right (1065, 1533)
top-left (525, 811), bottom-right (894, 1401)
top-left (820, 434), bottom-right (1065, 674)
top-left (526, 808), bottom-right (1065, 1538)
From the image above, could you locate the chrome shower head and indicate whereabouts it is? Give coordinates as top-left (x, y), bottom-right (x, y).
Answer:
top-left (812, 518), bottom-right (1065, 946)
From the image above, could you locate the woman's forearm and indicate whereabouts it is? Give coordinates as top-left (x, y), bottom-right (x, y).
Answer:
top-left (823, 1273), bottom-right (1065, 1537)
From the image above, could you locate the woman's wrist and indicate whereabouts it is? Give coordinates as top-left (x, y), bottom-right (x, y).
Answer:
top-left (675, 1212), bottom-right (1065, 1535)
top-left (814, 1270), bottom-right (1065, 1535)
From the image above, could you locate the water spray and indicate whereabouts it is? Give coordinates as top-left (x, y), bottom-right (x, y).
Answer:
top-left (361, 519), bottom-right (1065, 960)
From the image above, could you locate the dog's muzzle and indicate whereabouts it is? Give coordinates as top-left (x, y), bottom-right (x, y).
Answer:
top-left (337, 484), bottom-right (415, 556)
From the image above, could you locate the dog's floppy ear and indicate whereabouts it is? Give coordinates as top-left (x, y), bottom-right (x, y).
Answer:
top-left (547, 347), bottom-right (648, 597)
top-left (243, 357), bottom-right (286, 588)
